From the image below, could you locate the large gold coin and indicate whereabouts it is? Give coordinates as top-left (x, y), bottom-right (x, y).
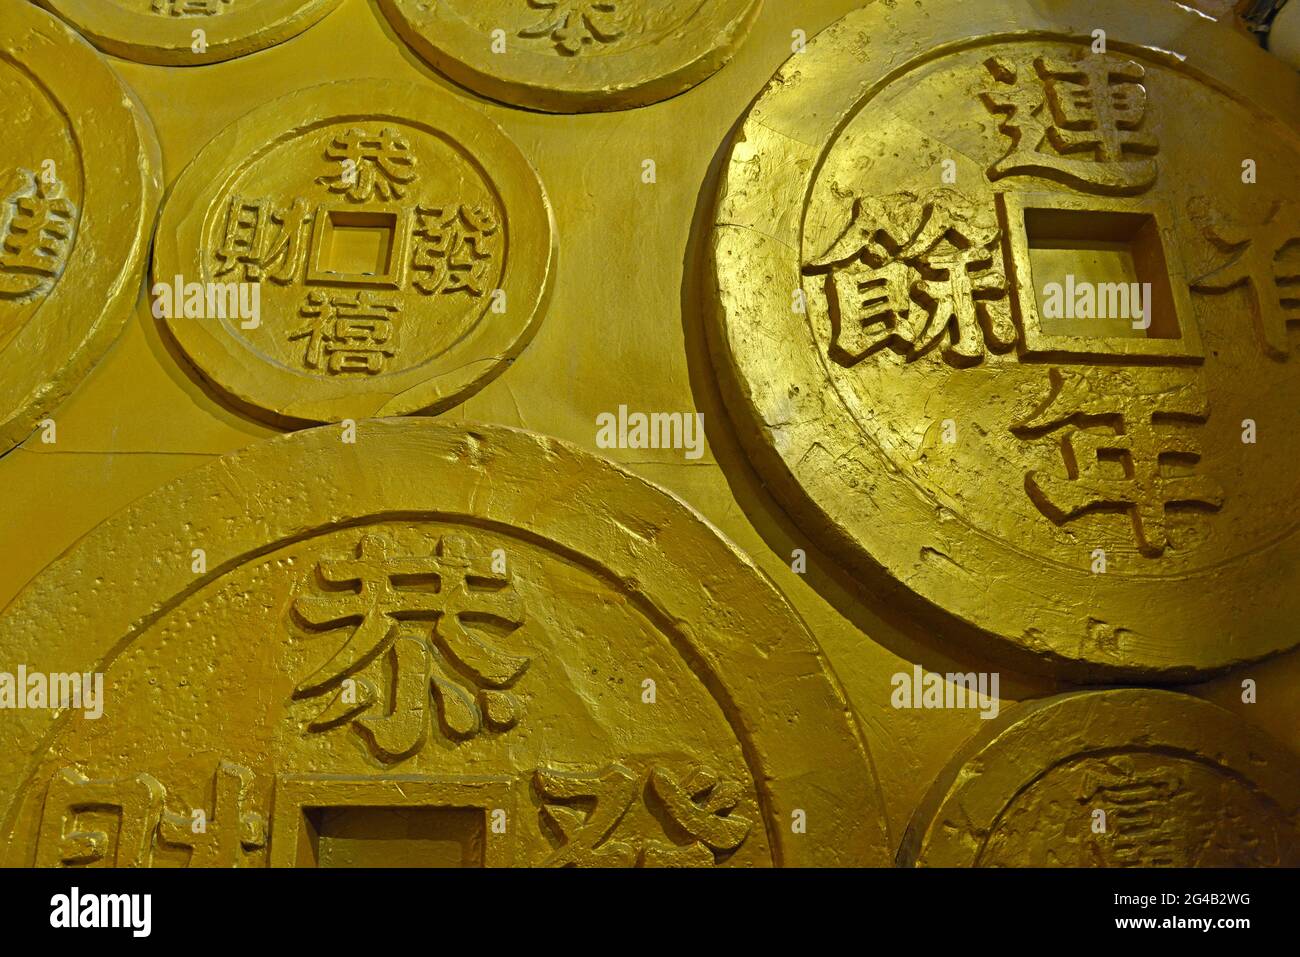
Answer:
top-left (899, 689), bottom-right (1300, 867)
top-left (0, 0), bottom-right (161, 454)
top-left (153, 80), bottom-right (555, 426)
top-left (0, 420), bottom-right (887, 867)
top-left (709, 0), bottom-right (1300, 679)
top-left (377, 0), bottom-right (763, 113)
top-left (38, 0), bottom-right (342, 66)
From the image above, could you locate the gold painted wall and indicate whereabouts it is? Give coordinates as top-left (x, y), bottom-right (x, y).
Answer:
top-left (2, 0), bottom-right (1298, 866)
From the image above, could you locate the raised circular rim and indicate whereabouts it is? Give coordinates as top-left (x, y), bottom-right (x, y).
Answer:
top-left (707, 0), bottom-right (1300, 680)
top-left (376, 0), bottom-right (764, 113)
top-left (0, 0), bottom-right (162, 453)
top-left (152, 78), bottom-right (556, 426)
top-left (38, 0), bottom-right (342, 66)
top-left (0, 419), bottom-right (890, 866)
top-left (898, 688), bottom-right (1300, 866)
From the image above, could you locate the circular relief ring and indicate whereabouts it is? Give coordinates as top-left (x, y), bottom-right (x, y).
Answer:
top-left (0, 0), bottom-right (161, 453)
top-left (0, 421), bottom-right (889, 867)
top-left (377, 0), bottom-right (764, 113)
top-left (900, 689), bottom-right (1300, 867)
top-left (153, 79), bottom-right (556, 426)
top-left (708, 0), bottom-right (1300, 679)
top-left (37, 0), bottom-right (342, 66)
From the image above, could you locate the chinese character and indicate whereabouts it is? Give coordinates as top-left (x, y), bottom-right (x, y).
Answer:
top-left (643, 765), bottom-right (751, 866)
top-left (289, 291), bottom-right (400, 375)
top-left (157, 762), bottom-right (266, 867)
top-left (535, 762), bottom-right (752, 867)
top-left (520, 0), bottom-right (625, 55)
top-left (411, 204), bottom-right (499, 297)
top-left (36, 768), bottom-right (167, 867)
top-left (535, 764), bottom-right (641, 866)
top-left (212, 195), bottom-right (312, 283)
top-left (0, 170), bottom-right (76, 299)
top-left (1012, 368), bottom-right (1224, 557)
top-left (1190, 197), bottom-right (1300, 361)
top-left (981, 54), bottom-right (1159, 195)
top-left (292, 534), bottom-right (531, 760)
top-left (150, 0), bottom-right (233, 15)
top-left (1080, 758), bottom-right (1185, 866)
top-left (318, 128), bottom-right (417, 203)
top-left (804, 187), bottom-right (1015, 367)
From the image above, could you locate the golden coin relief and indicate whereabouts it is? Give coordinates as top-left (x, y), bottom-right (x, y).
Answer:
top-left (153, 80), bottom-right (555, 424)
top-left (1, 0), bottom-right (1298, 877)
top-left (0, 79), bottom-right (79, 344)
top-left (901, 690), bottom-right (1300, 867)
top-left (0, 423), bottom-right (887, 867)
top-left (0, 0), bottom-right (161, 453)
top-left (711, 0), bottom-right (1300, 676)
top-left (378, 0), bottom-right (764, 112)
top-left (38, 0), bottom-right (343, 64)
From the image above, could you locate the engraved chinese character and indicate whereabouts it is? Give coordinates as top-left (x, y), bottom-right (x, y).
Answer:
top-left (535, 762), bottom-right (752, 867)
top-left (318, 128), bottom-right (417, 203)
top-left (1012, 368), bottom-right (1224, 557)
top-left (157, 762), bottom-right (267, 867)
top-left (289, 291), bottom-right (400, 375)
top-left (981, 55), bottom-right (1159, 195)
top-left (150, 0), bottom-right (233, 15)
top-left (804, 188), bottom-right (1015, 367)
top-left (292, 533), bottom-right (531, 761)
top-left (520, 0), bottom-right (625, 55)
top-left (643, 765), bottom-right (751, 866)
top-left (1080, 758), bottom-right (1185, 866)
top-left (212, 195), bottom-right (312, 283)
top-left (0, 170), bottom-right (76, 299)
top-left (1190, 197), bottom-right (1300, 361)
top-left (535, 764), bottom-right (641, 866)
top-left (411, 204), bottom-right (499, 297)
top-left (36, 768), bottom-right (167, 867)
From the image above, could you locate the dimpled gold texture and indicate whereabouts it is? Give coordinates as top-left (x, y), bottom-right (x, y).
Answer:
top-left (0, 0), bottom-right (1297, 869)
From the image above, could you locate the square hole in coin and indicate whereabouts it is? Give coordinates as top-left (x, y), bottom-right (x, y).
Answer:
top-left (1025, 207), bottom-right (1179, 340)
top-left (315, 210), bottom-right (397, 279)
top-left (298, 805), bottom-right (486, 867)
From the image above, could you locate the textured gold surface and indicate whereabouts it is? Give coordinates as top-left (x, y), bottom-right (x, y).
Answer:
top-left (37, 0), bottom-right (343, 65)
top-left (1, 0), bottom-right (1298, 868)
top-left (0, 0), bottom-right (161, 453)
top-left (0, 420), bottom-right (887, 867)
top-left (152, 78), bottom-right (555, 424)
top-left (900, 689), bottom-right (1300, 867)
top-left (377, 0), bottom-right (764, 112)
top-left (710, 0), bottom-right (1300, 680)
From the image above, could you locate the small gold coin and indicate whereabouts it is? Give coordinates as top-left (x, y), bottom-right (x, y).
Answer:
top-left (709, 0), bottom-right (1300, 678)
top-left (0, 421), bottom-right (888, 867)
top-left (0, 0), bottom-right (161, 454)
top-left (152, 79), bottom-right (556, 426)
top-left (377, 0), bottom-right (763, 113)
top-left (38, 0), bottom-right (342, 66)
top-left (900, 689), bottom-right (1300, 867)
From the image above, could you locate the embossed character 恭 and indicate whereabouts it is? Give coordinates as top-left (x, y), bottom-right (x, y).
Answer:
top-left (292, 532), bottom-right (531, 761)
